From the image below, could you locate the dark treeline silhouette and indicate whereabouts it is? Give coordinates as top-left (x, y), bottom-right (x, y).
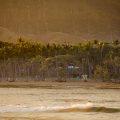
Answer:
top-left (0, 39), bottom-right (119, 82)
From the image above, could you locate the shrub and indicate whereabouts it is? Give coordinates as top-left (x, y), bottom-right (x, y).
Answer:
top-left (94, 65), bottom-right (110, 81)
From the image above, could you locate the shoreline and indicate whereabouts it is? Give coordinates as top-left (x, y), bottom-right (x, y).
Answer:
top-left (0, 80), bottom-right (119, 89)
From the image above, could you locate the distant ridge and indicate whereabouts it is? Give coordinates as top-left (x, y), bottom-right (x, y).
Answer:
top-left (0, 26), bottom-right (119, 44)
top-left (0, 27), bottom-right (18, 42)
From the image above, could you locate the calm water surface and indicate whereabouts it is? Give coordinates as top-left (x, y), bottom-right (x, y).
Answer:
top-left (0, 84), bottom-right (120, 120)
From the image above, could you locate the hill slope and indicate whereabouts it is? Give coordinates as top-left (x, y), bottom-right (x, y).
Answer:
top-left (0, 0), bottom-right (120, 43)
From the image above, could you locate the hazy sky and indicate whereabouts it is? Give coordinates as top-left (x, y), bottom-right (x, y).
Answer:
top-left (0, 0), bottom-right (120, 39)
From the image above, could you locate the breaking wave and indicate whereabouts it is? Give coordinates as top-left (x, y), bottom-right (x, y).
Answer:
top-left (57, 106), bottom-right (120, 113)
top-left (0, 103), bottom-right (120, 113)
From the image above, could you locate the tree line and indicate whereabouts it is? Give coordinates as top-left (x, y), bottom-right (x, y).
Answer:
top-left (0, 38), bottom-right (119, 82)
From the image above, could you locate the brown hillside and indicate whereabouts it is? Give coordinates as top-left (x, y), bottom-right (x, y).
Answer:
top-left (0, 0), bottom-right (120, 43)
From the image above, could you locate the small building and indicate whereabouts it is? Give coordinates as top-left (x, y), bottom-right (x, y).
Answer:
top-left (67, 65), bottom-right (81, 80)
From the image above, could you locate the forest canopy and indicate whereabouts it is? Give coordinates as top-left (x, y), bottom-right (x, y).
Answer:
top-left (0, 39), bottom-right (119, 82)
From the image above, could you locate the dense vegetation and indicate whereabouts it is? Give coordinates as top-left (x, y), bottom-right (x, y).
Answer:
top-left (0, 38), bottom-right (119, 82)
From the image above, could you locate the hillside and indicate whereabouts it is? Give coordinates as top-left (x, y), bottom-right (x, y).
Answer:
top-left (0, 27), bottom-right (18, 42)
top-left (0, 0), bottom-right (120, 43)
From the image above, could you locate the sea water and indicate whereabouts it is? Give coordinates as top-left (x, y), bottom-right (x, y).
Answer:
top-left (0, 84), bottom-right (120, 120)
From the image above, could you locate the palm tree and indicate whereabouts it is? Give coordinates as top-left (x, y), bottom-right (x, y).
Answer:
top-left (112, 40), bottom-right (119, 46)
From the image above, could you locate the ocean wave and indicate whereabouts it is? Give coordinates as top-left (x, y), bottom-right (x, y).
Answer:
top-left (0, 103), bottom-right (119, 113)
top-left (55, 103), bottom-right (120, 113)
top-left (57, 106), bottom-right (120, 113)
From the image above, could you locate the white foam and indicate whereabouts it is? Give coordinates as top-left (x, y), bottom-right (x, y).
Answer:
top-left (0, 103), bottom-right (94, 113)
top-left (70, 102), bottom-right (93, 108)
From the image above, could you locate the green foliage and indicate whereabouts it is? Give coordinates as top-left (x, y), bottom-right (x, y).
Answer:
top-left (0, 39), bottom-right (119, 81)
top-left (94, 65), bottom-right (110, 81)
